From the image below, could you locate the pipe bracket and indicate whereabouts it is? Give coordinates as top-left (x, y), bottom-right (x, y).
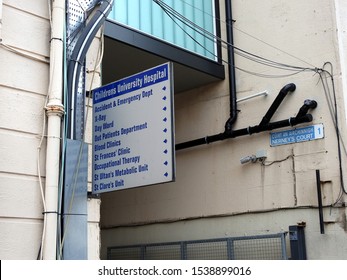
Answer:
top-left (289, 117), bottom-right (293, 126)
top-left (247, 126), bottom-right (252, 135)
top-left (45, 103), bottom-right (65, 117)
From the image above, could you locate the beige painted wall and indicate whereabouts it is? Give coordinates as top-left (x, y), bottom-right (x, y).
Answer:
top-left (101, 208), bottom-right (347, 260)
top-left (0, 0), bottom-right (49, 260)
top-left (85, 29), bottom-right (104, 259)
top-left (0, 0), bottom-right (345, 260)
top-left (100, 0), bottom-right (347, 259)
top-left (0, 0), bottom-right (101, 259)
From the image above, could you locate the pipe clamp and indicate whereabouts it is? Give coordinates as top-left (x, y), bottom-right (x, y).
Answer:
top-left (45, 103), bottom-right (65, 116)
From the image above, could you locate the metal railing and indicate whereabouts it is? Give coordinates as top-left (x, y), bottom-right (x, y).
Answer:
top-left (107, 232), bottom-right (288, 260)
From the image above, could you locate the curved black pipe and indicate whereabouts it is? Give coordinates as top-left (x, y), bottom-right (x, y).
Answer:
top-left (296, 99), bottom-right (317, 118)
top-left (175, 99), bottom-right (317, 151)
top-left (258, 83), bottom-right (296, 127)
top-left (224, 0), bottom-right (238, 132)
top-left (244, 114), bottom-right (313, 135)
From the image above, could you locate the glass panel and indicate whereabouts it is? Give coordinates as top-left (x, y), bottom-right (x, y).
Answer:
top-left (108, 0), bottom-right (217, 60)
top-left (139, 0), bottom-right (152, 34)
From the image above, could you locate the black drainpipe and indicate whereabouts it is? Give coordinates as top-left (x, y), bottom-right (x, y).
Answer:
top-left (224, 0), bottom-right (238, 133)
top-left (174, 2), bottom-right (317, 151)
top-left (174, 0), bottom-right (237, 150)
top-left (175, 83), bottom-right (317, 150)
top-left (258, 83), bottom-right (296, 127)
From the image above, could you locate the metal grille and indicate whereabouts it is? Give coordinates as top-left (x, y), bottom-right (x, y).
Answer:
top-left (231, 235), bottom-right (285, 260)
top-left (107, 233), bottom-right (288, 260)
top-left (67, 0), bottom-right (99, 139)
top-left (187, 240), bottom-right (228, 260)
top-left (145, 244), bottom-right (182, 260)
top-left (67, 0), bottom-right (99, 56)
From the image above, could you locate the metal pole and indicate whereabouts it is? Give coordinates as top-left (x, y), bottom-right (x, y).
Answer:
top-left (316, 170), bottom-right (325, 234)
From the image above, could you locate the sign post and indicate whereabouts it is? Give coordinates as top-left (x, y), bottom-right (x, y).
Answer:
top-left (92, 63), bottom-right (175, 194)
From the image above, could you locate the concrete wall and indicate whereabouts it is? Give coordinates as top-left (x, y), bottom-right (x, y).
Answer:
top-left (100, 0), bottom-right (347, 259)
top-left (0, 0), bottom-right (101, 259)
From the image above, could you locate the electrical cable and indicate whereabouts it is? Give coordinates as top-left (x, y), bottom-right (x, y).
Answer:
top-left (233, 67), bottom-right (309, 79)
top-left (47, 0), bottom-right (52, 28)
top-left (156, 0), bottom-right (344, 146)
top-left (157, 5), bottom-right (340, 114)
top-left (84, 26), bottom-right (104, 140)
top-left (157, 0), bottom-right (344, 93)
top-left (37, 0), bottom-right (55, 260)
top-left (76, 0), bottom-right (87, 13)
top-left (153, 0), bottom-right (318, 79)
top-left (94, 25), bottom-right (105, 72)
top-left (317, 64), bottom-right (347, 204)
top-left (231, 26), bottom-right (317, 69)
top-left (59, 23), bottom-right (104, 261)
top-left (162, 9), bottom-right (311, 80)
top-left (37, 95), bottom-right (49, 260)
top-left (261, 155), bottom-right (293, 166)
top-left (61, 28), bottom-right (106, 255)
top-left (318, 66), bottom-right (347, 154)
top-left (56, 18), bottom-right (70, 260)
top-left (59, 0), bottom-right (113, 259)
top-left (154, 0), bottom-right (347, 204)
top-left (174, 0), bottom-right (317, 69)
top-left (102, 203), bottom-right (347, 229)
top-left (0, 42), bottom-right (50, 63)
top-left (162, 6), bottom-right (297, 83)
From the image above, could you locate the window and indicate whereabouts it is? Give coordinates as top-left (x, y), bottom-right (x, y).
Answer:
top-left (108, 0), bottom-right (217, 60)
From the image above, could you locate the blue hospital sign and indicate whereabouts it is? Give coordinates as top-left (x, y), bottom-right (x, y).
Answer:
top-left (270, 124), bottom-right (324, 147)
top-left (92, 63), bottom-right (175, 194)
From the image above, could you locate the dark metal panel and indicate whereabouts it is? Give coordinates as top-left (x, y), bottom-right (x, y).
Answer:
top-left (63, 139), bottom-right (88, 259)
top-left (289, 225), bottom-right (307, 260)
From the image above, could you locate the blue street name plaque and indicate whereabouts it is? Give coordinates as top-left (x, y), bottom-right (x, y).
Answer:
top-left (270, 124), bottom-right (324, 147)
